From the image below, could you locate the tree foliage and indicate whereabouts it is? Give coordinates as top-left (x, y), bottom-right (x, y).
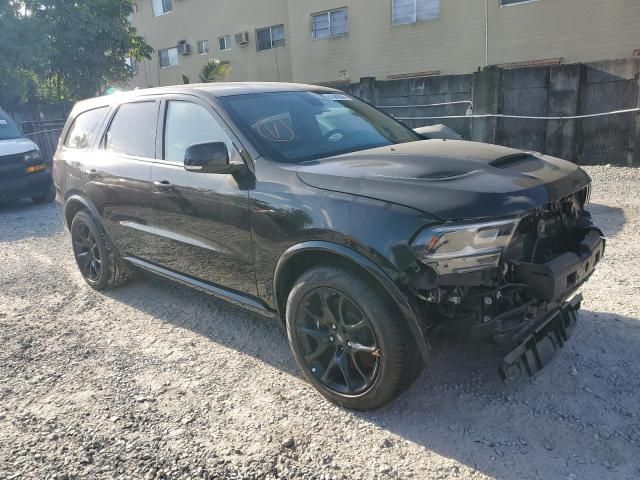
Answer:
top-left (0, 0), bottom-right (152, 104)
top-left (199, 59), bottom-right (232, 83)
top-left (0, 1), bottom-right (46, 104)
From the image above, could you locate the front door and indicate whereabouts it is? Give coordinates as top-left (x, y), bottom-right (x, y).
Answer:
top-left (84, 99), bottom-right (159, 259)
top-left (150, 96), bottom-right (257, 296)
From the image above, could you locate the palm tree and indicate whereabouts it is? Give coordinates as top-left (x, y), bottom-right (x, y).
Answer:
top-left (199, 59), bottom-right (231, 83)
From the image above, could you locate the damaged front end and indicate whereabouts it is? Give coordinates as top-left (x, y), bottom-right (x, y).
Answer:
top-left (406, 185), bottom-right (605, 380)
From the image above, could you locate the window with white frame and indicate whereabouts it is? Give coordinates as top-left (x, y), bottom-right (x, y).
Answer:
top-left (158, 47), bottom-right (179, 68)
top-left (152, 0), bottom-right (172, 16)
top-left (311, 8), bottom-right (348, 39)
top-left (256, 24), bottom-right (285, 52)
top-left (218, 35), bottom-right (231, 51)
top-left (392, 0), bottom-right (439, 25)
top-left (197, 40), bottom-right (209, 55)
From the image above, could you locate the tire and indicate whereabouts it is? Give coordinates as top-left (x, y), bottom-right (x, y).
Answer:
top-left (32, 185), bottom-right (56, 204)
top-left (285, 265), bottom-right (422, 411)
top-left (70, 210), bottom-right (134, 290)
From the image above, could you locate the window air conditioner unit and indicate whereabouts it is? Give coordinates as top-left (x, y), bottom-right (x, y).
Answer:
top-left (235, 31), bottom-right (249, 46)
top-left (177, 41), bottom-right (191, 55)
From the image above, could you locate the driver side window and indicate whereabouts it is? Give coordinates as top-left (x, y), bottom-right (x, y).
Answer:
top-left (163, 101), bottom-right (233, 163)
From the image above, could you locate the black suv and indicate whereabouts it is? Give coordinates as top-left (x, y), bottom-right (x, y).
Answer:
top-left (54, 83), bottom-right (604, 410)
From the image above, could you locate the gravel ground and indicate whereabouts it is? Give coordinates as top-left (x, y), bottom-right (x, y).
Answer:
top-left (1, 165), bottom-right (639, 480)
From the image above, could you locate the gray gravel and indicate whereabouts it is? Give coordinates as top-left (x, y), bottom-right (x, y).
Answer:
top-left (1, 165), bottom-right (639, 480)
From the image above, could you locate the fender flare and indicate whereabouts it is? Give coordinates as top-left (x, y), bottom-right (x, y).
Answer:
top-left (63, 194), bottom-right (120, 256)
top-left (63, 194), bottom-right (101, 226)
top-left (273, 241), bottom-right (430, 363)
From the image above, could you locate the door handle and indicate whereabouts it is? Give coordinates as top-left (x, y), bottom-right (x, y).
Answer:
top-left (153, 180), bottom-right (174, 191)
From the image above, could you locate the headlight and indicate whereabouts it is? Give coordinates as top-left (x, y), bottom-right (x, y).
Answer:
top-left (411, 218), bottom-right (519, 275)
top-left (24, 149), bottom-right (42, 162)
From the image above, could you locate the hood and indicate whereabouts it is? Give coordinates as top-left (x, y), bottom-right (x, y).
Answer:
top-left (0, 137), bottom-right (39, 157)
top-left (296, 139), bottom-right (591, 221)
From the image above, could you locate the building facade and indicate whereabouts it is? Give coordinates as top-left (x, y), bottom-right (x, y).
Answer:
top-left (128, 0), bottom-right (640, 88)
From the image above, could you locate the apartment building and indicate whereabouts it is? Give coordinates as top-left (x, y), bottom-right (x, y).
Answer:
top-left (128, 0), bottom-right (640, 88)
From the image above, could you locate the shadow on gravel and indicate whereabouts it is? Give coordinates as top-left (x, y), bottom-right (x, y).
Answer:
top-left (359, 308), bottom-right (640, 479)
top-left (103, 271), bottom-right (301, 376)
top-left (105, 274), bottom-right (640, 479)
top-left (588, 202), bottom-right (625, 237)
top-left (0, 200), bottom-right (62, 242)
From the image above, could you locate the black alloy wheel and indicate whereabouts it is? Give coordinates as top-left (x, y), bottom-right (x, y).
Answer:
top-left (286, 265), bottom-right (423, 411)
top-left (295, 286), bottom-right (380, 395)
top-left (72, 221), bottom-right (103, 283)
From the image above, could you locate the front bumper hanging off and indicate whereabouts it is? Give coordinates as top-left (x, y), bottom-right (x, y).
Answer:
top-left (499, 292), bottom-right (582, 382)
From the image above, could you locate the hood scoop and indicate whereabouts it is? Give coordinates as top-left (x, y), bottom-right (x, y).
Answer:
top-left (490, 153), bottom-right (542, 172)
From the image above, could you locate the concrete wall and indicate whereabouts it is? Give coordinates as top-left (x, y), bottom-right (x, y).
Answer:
top-left (336, 59), bottom-right (640, 166)
top-left (128, 0), bottom-right (640, 87)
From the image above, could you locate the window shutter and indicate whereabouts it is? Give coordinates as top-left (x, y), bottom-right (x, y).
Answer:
top-left (271, 25), bottom-right (286, 47)
top-left (392, 0), bottom-right (416, 25)
top-left (330, 9), bottom-right (348, 36)
top-left (312, 13), bottom-right (330, 39)
top-left (256, 28), bottom-right (272, 51)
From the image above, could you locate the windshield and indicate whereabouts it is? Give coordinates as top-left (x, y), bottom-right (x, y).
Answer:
top-left (0, 111), bottom-right (23, 141)
top-left (218, 91), bottom-right (420, 163)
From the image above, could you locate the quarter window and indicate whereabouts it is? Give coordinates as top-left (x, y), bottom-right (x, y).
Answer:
top-left (500, 0), bottom-right (532, 4)
top-left (218, 35), bottom-right (231, 51)
top-left (197, 40), bottom-right (209, 55)
top-left (312, 8), bottom-right (348, 39)
top-left (256, 24), bottom-right (285, 51)
top-left (105, 102), bottom-right (157, 158)
top-left (158, 47), bottom-right (179, 68)
top-left (65, 107), bottom-right (108, 150)
top-left (392, 0), bottom-right (440, 25)
top-left (163, 101), bottom-right (233, 163)
top-left (152, 0), bottom-right (172, 16)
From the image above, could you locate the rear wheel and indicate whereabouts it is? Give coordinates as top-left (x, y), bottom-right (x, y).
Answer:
top-left (32, 185), bottom-right (55, 204)
top-left (286, 265), bottom-right (422, 410)
top-left (70, 210), bottom-right (133, 290)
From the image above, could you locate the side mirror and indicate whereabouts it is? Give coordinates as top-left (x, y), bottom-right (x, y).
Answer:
top-left (184, 142), bottom-right (243, 174)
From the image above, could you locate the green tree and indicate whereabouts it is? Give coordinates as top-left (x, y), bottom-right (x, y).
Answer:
top-left (22, 0), bottom-right (153, 101)
top-left (199, 59), bottom-right (232, 83)
top-left (0, 1), bottom-right (45, 104)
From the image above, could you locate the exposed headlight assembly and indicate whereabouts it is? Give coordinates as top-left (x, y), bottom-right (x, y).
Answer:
top-left (23, 149), bottom-right (42, 162)
top-left (411, 219), bottom-right (519, 275)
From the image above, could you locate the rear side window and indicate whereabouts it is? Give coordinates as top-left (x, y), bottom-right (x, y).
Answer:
top-left (65, 107), bottom-right (108, 149)
top-left (106, 102), bottom-right (157, 158)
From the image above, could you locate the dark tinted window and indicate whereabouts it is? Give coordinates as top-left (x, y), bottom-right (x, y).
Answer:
top-left (65, 107), bottom-right (108, 149)
top-left (219, 91), bottom-right (420, 164)
top-left (0, 110), bottom-right (23, 141)
top-left (106, 102), bottom-right (157, 158)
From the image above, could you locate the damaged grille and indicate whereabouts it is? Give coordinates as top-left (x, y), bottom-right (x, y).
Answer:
top-left (506, 186), bottom-right (590, 265)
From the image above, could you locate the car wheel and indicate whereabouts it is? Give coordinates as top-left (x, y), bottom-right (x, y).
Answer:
top-left (32, 186), bottom-right (56, 204)
top-left (286, 265), bottom-right (422, 410)
top-left (70, 210), bottom-right (134, 290)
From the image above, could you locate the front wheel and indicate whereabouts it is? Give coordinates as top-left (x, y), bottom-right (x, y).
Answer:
top-left (286, 265), bottom-right (422, 410)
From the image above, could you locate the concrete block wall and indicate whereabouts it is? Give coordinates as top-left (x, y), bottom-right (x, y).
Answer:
top-left (334, 58), bottom-right (640, 166)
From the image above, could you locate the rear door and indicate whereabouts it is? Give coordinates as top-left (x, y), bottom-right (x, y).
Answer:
top-left (149, 95), bottom-right (257, 296)
top-left (83, 99), bottom-right (159, 259)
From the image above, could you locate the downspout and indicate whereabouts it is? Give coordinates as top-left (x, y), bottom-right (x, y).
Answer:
top-left (485, 0), bottom-right (489, 67)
